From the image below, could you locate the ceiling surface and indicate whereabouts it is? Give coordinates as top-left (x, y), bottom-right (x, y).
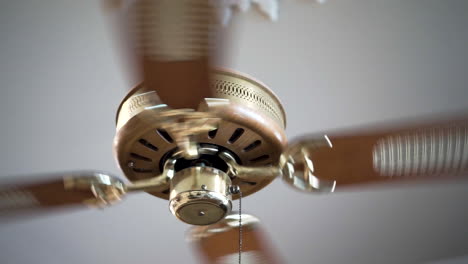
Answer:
top-left (1, 1), bottom-right (468, 263)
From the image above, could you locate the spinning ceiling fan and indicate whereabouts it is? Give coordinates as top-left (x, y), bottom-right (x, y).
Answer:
top-left (1, 1), bottom-right (467, 263)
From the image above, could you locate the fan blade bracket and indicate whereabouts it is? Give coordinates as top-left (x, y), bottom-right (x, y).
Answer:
top-left (62, 172), bottom-right (128, 208)
top-left (279, 136), bottom-right (337, 193)
top-left (125, 159), bottom-right (174, 193)
top-left (219, 151), bottom-right (280, 189)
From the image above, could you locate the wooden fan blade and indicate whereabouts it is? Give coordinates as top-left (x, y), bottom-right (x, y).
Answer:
top-left (0, 171), bottom-right (126, 218)
top-left (188, 213), bottom-right (283, 264)
top-left (282, 115), bottom-right (468, 192)
top-left (124, 0), bottom-right (219, 109)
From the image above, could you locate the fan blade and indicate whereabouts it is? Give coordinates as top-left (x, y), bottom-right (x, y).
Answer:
top-left (188, 213), bottom-right (283, 264)
top-left (124, 0), bottom-right (219, 109)
top-left (0, 171), bottom-right (126, 218)
top-left (282, 116), bottom-right (468, 192)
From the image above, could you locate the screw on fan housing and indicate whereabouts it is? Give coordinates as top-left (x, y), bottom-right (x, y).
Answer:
top-left (229, 185), bottom-right (241, 194)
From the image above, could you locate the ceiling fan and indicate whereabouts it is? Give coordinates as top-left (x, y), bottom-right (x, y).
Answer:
top-left (1, 1), bottom-right (467, 263)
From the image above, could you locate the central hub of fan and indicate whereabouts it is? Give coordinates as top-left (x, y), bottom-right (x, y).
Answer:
top-left (166, 145), bottom-right (236, 225)
top-left (169, 166), bottom-right (232, 225)
top-left (113, 69), bottom-right (287, 224)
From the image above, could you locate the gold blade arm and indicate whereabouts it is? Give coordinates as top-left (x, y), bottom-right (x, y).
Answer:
top-left (125, 174), bottom-right (169, 193)
top-left (282, 116), bottom-right (468, 192)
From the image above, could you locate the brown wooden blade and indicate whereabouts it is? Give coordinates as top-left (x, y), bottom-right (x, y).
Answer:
top-left (0, 179), bottom-right (92, 210)
top-left (127, 0), bottom-right (218, 109)
top-left (283, 116), bottom-right (468, 191)
top-left (0, 171), bottom-right (125, 218)
top-left (188, 213), bottom-right (283, 264)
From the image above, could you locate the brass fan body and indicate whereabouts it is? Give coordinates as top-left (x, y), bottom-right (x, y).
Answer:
top-left (113, 69), bottom-right (287, 222)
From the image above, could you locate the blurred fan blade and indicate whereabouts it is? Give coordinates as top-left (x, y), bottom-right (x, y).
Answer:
top-left (122, 0), bottom-right (219, 109)
top-left (0, 171), bottom-right (126, 218)
top-left (282, 115), bottom-right (468, 192)
top-left (188, 213), bottom-right (283, 264)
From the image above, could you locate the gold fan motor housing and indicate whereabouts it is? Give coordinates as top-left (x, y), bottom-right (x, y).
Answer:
top-left (113, 69), bottom-right (287, 200)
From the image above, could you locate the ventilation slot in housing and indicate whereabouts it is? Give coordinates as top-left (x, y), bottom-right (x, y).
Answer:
top-left (250, 154), bottom-right (269, 163)
top-left (138, 139), bottom-right (158, 151)
top-left (243, 140), bottom-right (262, 152)
top-left (228, 128), bottom-right (245, 144)
top-left (157, 129), bottom-right (174, 143)
top-left (208, 129), bottom-right (218, 139)
top-left (130, 153), bottom-right (152, 162)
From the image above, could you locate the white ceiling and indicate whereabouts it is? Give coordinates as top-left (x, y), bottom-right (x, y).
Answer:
top-left (1, 0), bottom-right (468, 263)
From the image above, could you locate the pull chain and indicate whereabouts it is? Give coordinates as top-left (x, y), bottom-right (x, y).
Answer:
top-left (229, 185), bottom-right (243, 264)
top-left (238, 188), bottom-right (243, 264)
